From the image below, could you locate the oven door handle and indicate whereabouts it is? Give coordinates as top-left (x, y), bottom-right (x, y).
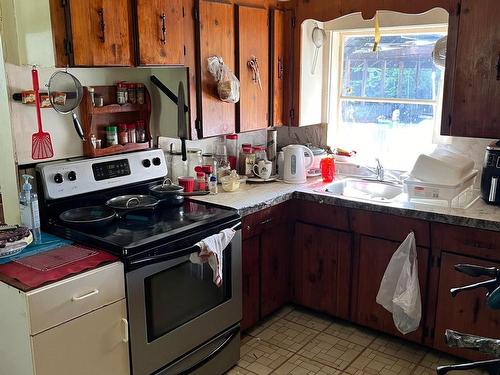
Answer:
top-left (129, 221), bottom-right (241, 267)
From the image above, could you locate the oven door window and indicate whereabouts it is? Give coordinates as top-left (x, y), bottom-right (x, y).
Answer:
top-left (144, 249), bottom-right (232, 342)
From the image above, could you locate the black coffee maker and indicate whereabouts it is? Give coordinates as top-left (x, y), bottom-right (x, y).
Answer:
top-left (481, 140), bottom-right (500, 205)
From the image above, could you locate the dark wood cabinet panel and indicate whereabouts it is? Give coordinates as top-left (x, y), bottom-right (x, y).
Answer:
top-left (236, 5), bottom-right (269, 132)
top-left (195, 0), bottom-right (236, 138)
top-left (69, 0), bottom-right (134, 66)
top-left (442, 0), bottom-right (500, 138)
top-left (241, 236), bottom-right (260, 331)
top-left (260, 223), bottom-right (291, 317)
top-left (270, 9), bottom-right (286, 127)
top-left (295, 200), bottom-right (349, 231)
top-left (136, 0), bottom-right (184, 66)
top-left (353, 235), bottom-right (429, 343)
top-left (293, 222), bottom-right (351, 319)
top-left (433, 253), bottom-right (500, 360)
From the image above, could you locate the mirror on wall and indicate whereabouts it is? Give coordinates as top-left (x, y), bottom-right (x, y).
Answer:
top-left (299, 8), bottom-right (449, 171)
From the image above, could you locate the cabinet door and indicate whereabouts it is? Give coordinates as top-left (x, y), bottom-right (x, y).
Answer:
top-left (260, 223), bottom-right (291, 317)
top-left (136, 0), bottom-right (184, 65)
top-left (434, 253), bottom-right (500, 360)
top-left (236, 6), bottom-right (269, 132)
top-left (354, 235), bottom-right (429, 343)
top-left (70, 0), bottom-right (133, 66)
top-left (195, 0), bottom-right (236, 137)
top-left (270, 9), bottom-right (286, 127)
top-left (442, 0), bottom-right (500, 138)
top-left (241, 236), bottom-right (260, 331)
top-left (293, 222), bottom-right (352, 319)
top-left (32, 300), bottom-right (129, 375)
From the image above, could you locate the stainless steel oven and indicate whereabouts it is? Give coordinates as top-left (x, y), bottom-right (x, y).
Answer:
top-left (126, 224), bottom-right (242, 375)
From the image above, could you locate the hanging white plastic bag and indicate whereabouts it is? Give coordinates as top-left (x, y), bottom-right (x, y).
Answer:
top-left (207, 56), bottom-right (240, 103)
top-left (376, 232), bottom-right (421, 335)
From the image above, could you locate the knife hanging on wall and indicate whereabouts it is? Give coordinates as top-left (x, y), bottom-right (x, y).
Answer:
top-left (150, 75), bottom-right (189, 113)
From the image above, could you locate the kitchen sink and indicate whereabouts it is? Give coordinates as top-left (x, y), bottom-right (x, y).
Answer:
top-left (322, 178), bottom-right (404, 203)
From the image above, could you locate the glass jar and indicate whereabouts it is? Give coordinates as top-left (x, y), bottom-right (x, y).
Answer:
top-left (254, 145), bottom-right (267, 162)
top-left (116, 82), bottom-right (127, 105)
top-left (136, 120), bottom-right (146, 143)
top-left (170, 152), bottom-right (187, 184)
top-left (128, 123), bottom-right (137, 143)
top-left (196, 171), bottom-right (206, 191)
top-left (136, 83), bottom-right (145, 105)
top-left (226, 134), bottom-right (238, 170)
top-left (88, 87), bottom-right (95, 106)
top-left (118, 123), bottom-right (128, 145)
top-left (187, 148), bottom-right (203, 178)
top-left (106, 125), bottom-right (118, 146)
top-left (127, 83), bottom-right (136, 104)
top-left (239, 145), bottom-right (256, 176)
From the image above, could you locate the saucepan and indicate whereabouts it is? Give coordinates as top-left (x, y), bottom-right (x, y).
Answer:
top-left (149, 179), bottom-right (210, 205)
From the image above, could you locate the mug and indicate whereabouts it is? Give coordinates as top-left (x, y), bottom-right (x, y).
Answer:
top-left (253, 160), bottom-right (272, 180)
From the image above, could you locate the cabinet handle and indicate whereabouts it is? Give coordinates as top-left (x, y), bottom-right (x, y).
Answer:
top-left (97, 8), bottom-right (105, 43)
top-left (278, 57), bottom-right (284, 80)
top-left (160, 13), bottom-right (167, 45)
top-left (72, 289), bottom-right (99, 301)
top-left (121, 318), bottom-right (129, 343)
top-left (260, 218), bottom-right (272, 225)
top-left (496, 53), bottom-right (500, 81)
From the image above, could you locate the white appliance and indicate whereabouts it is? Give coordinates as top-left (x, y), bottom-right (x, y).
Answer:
top-left (282, 145), bottom-right (314, 184)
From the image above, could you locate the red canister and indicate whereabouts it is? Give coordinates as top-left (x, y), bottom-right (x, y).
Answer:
top-left (320, 156), bottom-right (335, 182)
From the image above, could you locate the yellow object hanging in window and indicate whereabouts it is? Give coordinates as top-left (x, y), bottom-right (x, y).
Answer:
top-left (373, 12), bottom-right (381, 52)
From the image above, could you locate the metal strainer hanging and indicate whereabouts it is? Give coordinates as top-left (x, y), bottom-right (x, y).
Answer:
top-left (47, 71), bottom-right (85, 140)
top-left (311, 23), bottom-right (327, 75)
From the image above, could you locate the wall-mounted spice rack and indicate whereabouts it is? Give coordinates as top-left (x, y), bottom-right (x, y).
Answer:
top-left (80, 85), bottom-right (152, 157)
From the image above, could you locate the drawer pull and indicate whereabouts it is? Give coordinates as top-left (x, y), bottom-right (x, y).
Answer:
top-left (72, 289), bottom-right (99, 301)
top-left (260, 218), bottom-right (272, 225)
top-left (122, 318), bottom-right (129, 343)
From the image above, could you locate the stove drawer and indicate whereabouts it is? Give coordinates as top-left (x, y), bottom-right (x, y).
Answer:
top-left (27, 262), bottom-right (125, 335)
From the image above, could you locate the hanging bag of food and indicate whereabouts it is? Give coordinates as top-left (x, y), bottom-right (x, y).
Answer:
top-left (376, 232), bottom-right (422, 335)
top-left (207, 56), bottom-right (240, 104)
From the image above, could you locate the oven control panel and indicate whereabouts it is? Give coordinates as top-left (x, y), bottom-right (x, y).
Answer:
top-left (37, 149), bottom-right (167, 199)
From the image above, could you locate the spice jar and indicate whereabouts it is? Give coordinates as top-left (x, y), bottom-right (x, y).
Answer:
top-left (254, 145), bottom-right (267, 162)
top-left (94, 95), bottom-right (104, 107)
top-left (90, 133), bottom-right (97, 148)
top-left (116, 82), bottom-right (128, 104)
top-left (128, 123), bottom-right (137, 143)
top-left (118, 123), bottom-right (129, 145)
top-left (136, 83), bottom-right (145, 105)
top-left (136, 120), bottom-right (146, 143)
top-left (88, 87), bottom-right (95, 106)
top-left (239, 144), bottom-right (256, 176)
top-left (196, 171), bottom-right (206, 191)
top-left (106, 125), bottom-right (118, 146)
top-left (127, 83), bottom-right (136, 104)
top-left (226, 134), bottom-right (238, 170)
top-left (187, 148), bottom-right (203, 178)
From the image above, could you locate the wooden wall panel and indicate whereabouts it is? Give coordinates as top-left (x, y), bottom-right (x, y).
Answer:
top-left (236, 5), bottom-right (270, 132)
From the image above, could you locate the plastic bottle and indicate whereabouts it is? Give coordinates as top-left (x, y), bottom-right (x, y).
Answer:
top-left (277, 151), bottom-right (285, 180)
top-left (19, 175), bottom-right (41, 243)
top-left (209, 175), bottom-right (218, 195)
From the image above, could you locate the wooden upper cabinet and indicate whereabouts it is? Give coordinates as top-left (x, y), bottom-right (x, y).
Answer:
top-left (69, 0), bottom-right (134, 66)
top-left (195, 0), bottom-right (236, 138)
top-left (270, 9), bottom-right (286, 127)
top-left (433, 253), bottom-right (500, 360)
top-left (136, 0), bottom-right (184, 65)
top-left (442, 0), bottom-right (500, 138)
top-left (236, 5), bottom-right (269, 132)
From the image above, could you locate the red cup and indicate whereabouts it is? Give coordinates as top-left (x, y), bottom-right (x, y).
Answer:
top-left (320, 156), bottom-right (335, 183)
top-left (178, 176), bottom-right (195, 193)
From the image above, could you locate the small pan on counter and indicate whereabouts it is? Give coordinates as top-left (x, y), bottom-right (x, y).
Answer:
top-left (149, 179), bottom-right (209, 205)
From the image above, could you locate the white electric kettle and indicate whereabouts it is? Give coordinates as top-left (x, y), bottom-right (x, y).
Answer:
top-left (282, 144), bottom-right (314, 184)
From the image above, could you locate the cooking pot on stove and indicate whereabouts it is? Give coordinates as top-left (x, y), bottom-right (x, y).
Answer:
top-left (149, 179), bottom-right (185, 206)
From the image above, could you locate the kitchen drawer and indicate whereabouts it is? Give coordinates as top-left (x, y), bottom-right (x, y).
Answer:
top-left (294, 200), bottom-right (349, 231)
top-left (432, 223), bottom-right (500, 261)
top-left (350, 209), bottom-right (430, 247)
top-left (242, 202), bottom-right (290, 240)
top-left (27, 262), bottom-right (125, 335)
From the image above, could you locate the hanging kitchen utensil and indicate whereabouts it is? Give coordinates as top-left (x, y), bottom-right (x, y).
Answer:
top-left (47, 70), bottom-right (85, 140)
top-left (373, 12), bottom-right (381, 52)
top-left (31, 67), bottom-right (54, 160)
top-left (177, 81), bottom-right (188, 162)
top-left (247, 57), bottom-right (263, 90)
top-left (311, 24), bottom-right (326, 75)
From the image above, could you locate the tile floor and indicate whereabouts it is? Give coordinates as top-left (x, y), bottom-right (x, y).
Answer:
top-left (226, 306), bottom-right (487, 375)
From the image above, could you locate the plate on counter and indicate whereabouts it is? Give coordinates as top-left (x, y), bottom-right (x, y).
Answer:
top-left (246, 175), bottom-right (279, 183)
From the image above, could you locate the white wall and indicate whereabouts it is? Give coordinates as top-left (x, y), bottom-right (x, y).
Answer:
top-left (6, 64), bottom-right (188, 165)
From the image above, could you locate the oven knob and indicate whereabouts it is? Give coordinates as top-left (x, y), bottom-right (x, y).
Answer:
top-left (142, 159), bottom-right (151, 168)
top-left (152, 157), bottom-right (162, 166)
top-left (67, 171), bottom-right (77, 181)
top-left (54, 173), bottom-right (64, 184)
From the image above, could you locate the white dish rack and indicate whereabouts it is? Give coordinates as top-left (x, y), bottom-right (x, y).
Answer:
top-left (403, 169), bottom-right (480, 209)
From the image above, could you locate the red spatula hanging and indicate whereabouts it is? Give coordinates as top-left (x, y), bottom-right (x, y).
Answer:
top-left (31, 67), bottom-right (54, 160)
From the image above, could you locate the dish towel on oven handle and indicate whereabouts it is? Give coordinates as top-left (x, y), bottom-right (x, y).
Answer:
top-left (189, 228), bottom-right (235, 287)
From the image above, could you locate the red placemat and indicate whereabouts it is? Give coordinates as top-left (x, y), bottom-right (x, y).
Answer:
top-left (0, 245), bottom-right (118, 288)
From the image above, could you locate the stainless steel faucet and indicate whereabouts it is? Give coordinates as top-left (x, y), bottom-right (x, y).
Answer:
top-left (374, 158), bottom-right (384, 181)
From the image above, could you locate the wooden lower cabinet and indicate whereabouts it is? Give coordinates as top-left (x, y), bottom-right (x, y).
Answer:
top-left (353, 235), bottom-right (429, 343)
top-left (292, 222), bottom-right (352, 319)
top-left (261, 223), bottom-right (291, 317)
top-left (241, 235), bottom-right (260, 331)
top-left (433, 253), bottom-right (500, 360)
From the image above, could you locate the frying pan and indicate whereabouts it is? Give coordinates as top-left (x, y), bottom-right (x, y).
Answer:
top-left (59, 206), bottom-right (117, 227)
top-left (105, 195), bottom-right (160, 214)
